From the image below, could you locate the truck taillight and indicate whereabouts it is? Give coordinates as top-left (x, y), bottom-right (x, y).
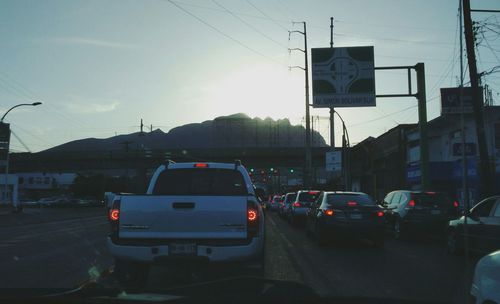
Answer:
top-left (248, 209), bottom-right (257, 221)
top-left (109, 209), bottom-right (120, 221)
top-left (247, 200), bottom-right (259, 238)
top-left (109, 199), bottom-right (121, 238)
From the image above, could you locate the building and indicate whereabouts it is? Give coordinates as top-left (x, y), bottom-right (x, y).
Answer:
top-left (16, 172), bottom-right (76, 191)
top-left (406, 105), bottom-right (500, 206)
top-left (350, 124), bottom-right (417, 201)
top-left (0, 174), bottom-right (19, 206)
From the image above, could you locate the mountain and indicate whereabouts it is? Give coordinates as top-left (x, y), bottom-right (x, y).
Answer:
top-left (43, 113), bottom-right (327, 152)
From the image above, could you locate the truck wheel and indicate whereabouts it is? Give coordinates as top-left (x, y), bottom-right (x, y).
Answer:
top-left (113, 259), bottom-right (150, 289)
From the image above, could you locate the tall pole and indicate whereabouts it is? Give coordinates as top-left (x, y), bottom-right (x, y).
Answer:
top-left (463, 0), bottom-right (492, 198)
top-left (329, 17), bottom-right (335, 151)
top-left (304, 22), bottom-right (312, 188)
top-left (460, 0), bottom-right (471, 295)
top-left (415, 63), bottom-right (429, 190)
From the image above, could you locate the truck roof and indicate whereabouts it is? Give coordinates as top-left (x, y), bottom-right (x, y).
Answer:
top-left (167, 162), bottom-right (244, 170)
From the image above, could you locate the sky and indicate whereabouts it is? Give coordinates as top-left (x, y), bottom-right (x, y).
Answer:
top-left (0, 0), bottom-right (499, 152)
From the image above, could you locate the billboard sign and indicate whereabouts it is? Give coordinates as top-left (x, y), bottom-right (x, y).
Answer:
top-left (312, 46), bottom-right (375, 108)
top-left (452, 143), bottom-right (476, 157)
top-left (440, 87), bottom-right (482, 115)
top-left (325, 151), bottom-right (342, 172)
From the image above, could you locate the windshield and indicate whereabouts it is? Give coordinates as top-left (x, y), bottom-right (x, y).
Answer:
top-left (298, 192), bottom-right (320, 203)
top-left (1, 0), bottom-right (497, 302)
top-left (327, 193), bottom-right (376, 207)
top-left (411, 192), bottom-right (452, 207)
top-left (285, 194), bottom-right (297, 204)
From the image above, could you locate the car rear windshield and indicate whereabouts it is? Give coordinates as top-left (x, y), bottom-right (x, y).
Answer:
top-left (327, 194), bottom-right (376, 207)
top-left (152, 168), bottom-right (248, 196)
top-left (285, 194), bottom-right (297, 203)
top-left (411, 192), bottom-right (452, 207)
top-left (298, 192), bottom-right (320, 203)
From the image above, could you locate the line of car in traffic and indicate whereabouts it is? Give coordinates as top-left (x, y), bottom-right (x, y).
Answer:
top-left (266, 189), bottom-right (500, 303)
top-left (266, 189), bottom-right (500, 255)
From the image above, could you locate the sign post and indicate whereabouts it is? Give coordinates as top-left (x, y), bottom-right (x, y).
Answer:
top-left (325, 151), bottom-right (342, 173)
top-left (0, 123), bottom-right (11, 204)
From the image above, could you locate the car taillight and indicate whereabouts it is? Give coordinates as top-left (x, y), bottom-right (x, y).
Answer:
top-left (377, 211), bottom-right (384, 217)
top-left (408, 200), bottom-right (416, 208)
top-left (324, 209), bottom-right (334, 216)
top-left (347, 201), bottom-right (357, 206)
top-left (293, 202), bottom-right (301, 207)
top-left (453, 201), bottom-right (459, 208)
top-left (247, 200), bottom-right (259, 238)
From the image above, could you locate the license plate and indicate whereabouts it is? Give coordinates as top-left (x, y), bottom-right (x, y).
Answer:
top-left (169, 243), bottom-right (197, 256)
top-left (430, 210), bottom-right (441, 215)
top-left (350, 213), bottom-right (362, 219)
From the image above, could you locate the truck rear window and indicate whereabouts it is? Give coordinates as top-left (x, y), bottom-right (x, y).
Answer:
top-left (152, 168), bottom-right (248, 196)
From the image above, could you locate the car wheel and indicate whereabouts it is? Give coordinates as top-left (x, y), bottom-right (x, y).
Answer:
top-left (446, 230), bottom-right (462, 255)
top-left (114, 258), bottom-right (150, 289)
top-left (393, 218), bottom-right (402, 240)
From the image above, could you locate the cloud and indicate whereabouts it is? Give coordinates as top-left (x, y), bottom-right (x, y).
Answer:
top-left (50, 37), bottom-right (137, 49)
top-left (63, 96), bottom-right (120, 114)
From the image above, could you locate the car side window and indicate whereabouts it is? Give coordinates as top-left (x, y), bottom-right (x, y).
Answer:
top-left (399, 193), bottom-right (408, 205)
top-left (384, 192), bottom-right (394, 205)
top-left (315, 193), bottom-right (324, 208)
top-left (492, 200), bottom-right (500, 217)
top-left (470, 198), bottom-right (496, 218)
top-left (391, 192), bottom-right (402, 206)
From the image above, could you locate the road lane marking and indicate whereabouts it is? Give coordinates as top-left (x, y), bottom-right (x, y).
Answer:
top-left (267, 215), bottom-right (277, 227)
top-left (279, 232), bottom-right (293, 248)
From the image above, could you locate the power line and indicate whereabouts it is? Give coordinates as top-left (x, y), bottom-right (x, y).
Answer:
top-left (211, 0), bottom-right (288, 49)
top-left (245, 0), bottom-right (289, 31)
top-left (347, 95), bottom-right (441, 129)
top-left (165, 0), bottom-right (287, 67)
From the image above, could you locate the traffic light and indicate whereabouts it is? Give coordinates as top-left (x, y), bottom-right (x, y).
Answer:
top-left (270, 167), bottom-right (274, 172)
top-left (289, 168), bottom-right (294, 173)
top-left (250, 168), bottom-right (254, 173)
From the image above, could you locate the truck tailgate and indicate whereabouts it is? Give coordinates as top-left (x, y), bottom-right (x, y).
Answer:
top-left (119, 195), bottom-right (248, 239)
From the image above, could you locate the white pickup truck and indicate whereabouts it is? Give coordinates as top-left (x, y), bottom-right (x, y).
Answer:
top-left (107, 161), bottom-right (265, 286)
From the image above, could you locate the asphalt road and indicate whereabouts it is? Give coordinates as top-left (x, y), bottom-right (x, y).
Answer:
top-left (0, 207), bottom-right (474, 303)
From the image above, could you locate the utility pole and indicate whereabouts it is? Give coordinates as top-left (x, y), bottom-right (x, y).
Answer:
top-left (415, 63), bottom-right (429, 190)
top-left (463, 0), bottom-right (492, 198)
top-left (329, 17), bottom-right (335, 152)
top-left (460, 0), bottom-right (471, 287)
top-left (289, 21), bottom-right (312, 188)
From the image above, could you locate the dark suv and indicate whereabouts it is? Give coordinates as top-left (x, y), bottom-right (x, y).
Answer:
top-left (382, 190), bottom-right (460, 239)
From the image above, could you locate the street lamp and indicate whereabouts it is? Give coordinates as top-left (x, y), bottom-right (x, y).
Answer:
top-left (1, 102), bottom-right (42, 122)
top-left (1, 102), bottom-right (42, 210)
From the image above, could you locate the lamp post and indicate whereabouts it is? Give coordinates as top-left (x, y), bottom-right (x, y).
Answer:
top-left (1, 102), bottom-right (42, 210)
